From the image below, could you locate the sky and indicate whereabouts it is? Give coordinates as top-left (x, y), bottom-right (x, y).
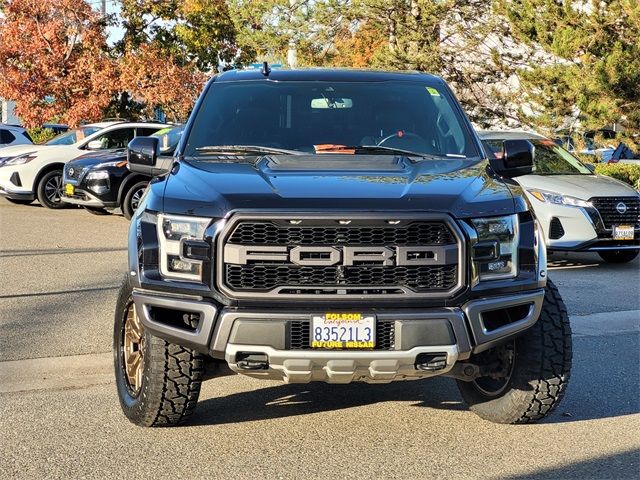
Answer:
top-left (88, 0), bottom-right (125, 45)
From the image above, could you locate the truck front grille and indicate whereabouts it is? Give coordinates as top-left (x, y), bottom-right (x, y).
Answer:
top-left (228, 222), bottom-right (455, 245)
top-left (590, 197), bottom-right (640, 230)
top-left (226, 264), bottom-right (458, 291)
top-left (217, 214), bottom-right (464, 300)
top-left (289, 320), bottom-right (395, 350)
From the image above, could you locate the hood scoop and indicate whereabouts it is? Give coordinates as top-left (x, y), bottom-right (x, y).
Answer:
top-left (260, 154), bottom-right (412, 173)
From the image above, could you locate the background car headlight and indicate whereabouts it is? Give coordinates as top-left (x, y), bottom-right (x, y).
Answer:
top-left (529, 189), bottom-right (591, 207)
top-left (86, 170), bottom-right (110, 181)
top-left (85, 170), bottom-right (110, 194)
top-left (5, 153), bottom-right (37, 165)
top-left (471, 214), bottom-right (519, 281)
top-left (158, 214), bottom-right (211, 281)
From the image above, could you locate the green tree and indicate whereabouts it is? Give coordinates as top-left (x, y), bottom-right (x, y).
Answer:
top-left (229, 0), bottom-right (526, 125)
top-left (496, 0), bottom-right (640, 136)
top-left (117, 0), bottom-right (239, 71)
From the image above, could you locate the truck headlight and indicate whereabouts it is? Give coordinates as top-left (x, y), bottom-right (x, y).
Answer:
top-left (529, 190), bottom-right (591, 207)
top-left (157, 214), bottom-right (211, 281)
top-left (471, 214), bottom-right (519, 281)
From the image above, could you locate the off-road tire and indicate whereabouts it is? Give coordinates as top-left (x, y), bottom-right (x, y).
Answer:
top-left (5, 198), bottom-right (33, 205)
top-left (113, 276), bottom-right (205, 427)
top-left (122, 181), bottom-right (148, 220)
top-left (36, 169), bottom-right (66, 209)
top-left (598, 249), bottom-right (638, 264)
top-left (456, 280), bottom-right (572, 424)
top-left (83, 206), bottom-right (110, 215)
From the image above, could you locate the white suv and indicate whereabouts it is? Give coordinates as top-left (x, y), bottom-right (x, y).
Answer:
top-left (0, 121), bottom-right (167, 208)
top-left (0, 125), bottom-right (32, 148)
top-left (480, 130), bottom-right (640, 263)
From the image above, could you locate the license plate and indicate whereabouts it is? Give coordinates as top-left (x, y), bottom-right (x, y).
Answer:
top-left (613, 225), bottom-right (634, 240)
top-left (64, 184), bottom-right (74, 196)
top-left (311, 313), bottom-right (375, 349)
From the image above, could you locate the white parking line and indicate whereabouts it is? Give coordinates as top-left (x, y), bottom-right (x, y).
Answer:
top-left (570, 310), bottom-right (640, 337)
top-left (0, 352), bottom-right (112, 394)
top-left (548, 263), bottom-right (600, 270)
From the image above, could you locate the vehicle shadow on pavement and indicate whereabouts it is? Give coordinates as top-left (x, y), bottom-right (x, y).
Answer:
top-left (187, 334), bottom-right (639, 427)
top-left (187, 377), bottom-right (467, 427)
top-left (547, 251), bottom-right (639, 270)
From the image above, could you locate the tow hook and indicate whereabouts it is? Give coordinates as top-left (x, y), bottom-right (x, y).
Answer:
top-left (236, 353), bottom-right (269, 370)
top-left (444, 362), bottom-right (500, 382)
top-left (415, 353), bottom-right (448, 371)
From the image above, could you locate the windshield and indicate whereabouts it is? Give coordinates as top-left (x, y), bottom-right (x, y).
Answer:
top-left (484, 138), bottom-right (592, 175)
top-left (46, 126), bottom-right (102, 145)
top-left (184, 80), bottom-right (479, 159)
top-left (152, 126), bottom-right (184, 155)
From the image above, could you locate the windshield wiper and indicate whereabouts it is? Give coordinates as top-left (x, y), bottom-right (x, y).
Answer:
top-left (320, 144), bottom-right (443, 159)
top-left (195, 145), bottom-right (305, 156)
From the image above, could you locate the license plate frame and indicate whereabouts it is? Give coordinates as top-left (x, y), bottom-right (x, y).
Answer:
top-left (613, 224), bottom-right (635, 240)
top-left (64, 184), bottom-right (75, 196)
top-left (310, 313), bottom-right (376, 349)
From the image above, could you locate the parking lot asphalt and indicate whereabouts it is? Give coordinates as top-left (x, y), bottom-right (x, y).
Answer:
top-left (1, 199), bottom-right (639, 479)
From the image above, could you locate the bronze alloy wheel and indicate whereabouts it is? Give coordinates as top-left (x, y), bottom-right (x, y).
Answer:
top-left (122, 303), bottom-right (145, 395)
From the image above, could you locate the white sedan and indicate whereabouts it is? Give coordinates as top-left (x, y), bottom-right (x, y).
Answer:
top-left (479, 130), bottom-right (640, 263)
top-left (0, 121), bottom-right (167, 208)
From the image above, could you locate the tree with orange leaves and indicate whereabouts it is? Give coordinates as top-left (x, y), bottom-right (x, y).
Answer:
top-left (119, 44), bottom-right (207, 122)
top-left (0, 0), bottom-right (118, 127)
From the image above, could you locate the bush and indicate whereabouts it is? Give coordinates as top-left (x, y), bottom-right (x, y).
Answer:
top-left (595, 163), bottom-right (640, 190)
top-left (26, 127), bottom-right (56, 144)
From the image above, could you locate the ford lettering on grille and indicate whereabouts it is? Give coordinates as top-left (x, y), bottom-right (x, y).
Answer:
top-left (217, 215), bottom-right (464, 299)
top-left (224, 244), bottom-right (457, 266)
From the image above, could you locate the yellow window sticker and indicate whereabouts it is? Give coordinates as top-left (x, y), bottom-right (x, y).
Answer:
top-left (426, 86), bottom-right (441, 96)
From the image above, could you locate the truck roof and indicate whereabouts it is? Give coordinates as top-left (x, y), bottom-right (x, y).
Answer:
top-left (216, 68), bottom-right (445, 84)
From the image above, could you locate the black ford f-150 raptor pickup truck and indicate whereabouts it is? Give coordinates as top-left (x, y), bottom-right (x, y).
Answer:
top-left (114, 68), bottom-right (572, 427)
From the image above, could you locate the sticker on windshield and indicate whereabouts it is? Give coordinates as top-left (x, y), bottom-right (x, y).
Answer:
top-left (426, 87), bottom-right (441, 96)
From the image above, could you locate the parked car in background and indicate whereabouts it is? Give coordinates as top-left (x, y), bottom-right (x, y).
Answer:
top-left (555, 135), bottom-right (615, 162)
top-left (0, 121), bottom-right (167, 208)
top-left (0, 124), bottom-right (32, 148)
top-left (480, 130), bottom-right (640, 263)
top-left (41, 123), bottom-right (69, 135)
top-left (61, 125), bottom-right (184, 219)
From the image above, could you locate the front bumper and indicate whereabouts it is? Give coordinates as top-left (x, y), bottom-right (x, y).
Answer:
top-left (61, 188), bottom-right (115, 208)
top-left (0, 170), bottom-right (34, 200)
top-left (132, 289), bottom-right (544, 384)
top-left (0, 185), bottom-right (35, 201)
top-left (534, 202), bottom-right (639, 252)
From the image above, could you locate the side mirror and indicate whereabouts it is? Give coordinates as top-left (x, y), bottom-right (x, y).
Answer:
top-left (87, 140), bottom-right (103, 150)
top-left (489, 139), bottom-right (535, 177)
top-left (127, 137), bottom-right (170, 176)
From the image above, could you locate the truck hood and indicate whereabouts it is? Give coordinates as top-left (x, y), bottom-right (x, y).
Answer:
top-left (161, 155), bottom-right (518, 218)
top-left (517, 173), bottom-right (639, 199)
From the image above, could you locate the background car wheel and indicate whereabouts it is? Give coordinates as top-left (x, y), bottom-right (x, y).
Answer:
top-left (83, 206), bottom-right (111, 215)
top-left (5, 198), bottom-right (33, 205)
top-left (456, 279), bottom-right (572, 424)
top-left (36, 170), bottom-right (66, 209)
top-left (113, 275), bottom-right (205, 427)
top-left (122, 181), bottom-right (148, 220)
top-left (597, 250), bottom-right (639, 263)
